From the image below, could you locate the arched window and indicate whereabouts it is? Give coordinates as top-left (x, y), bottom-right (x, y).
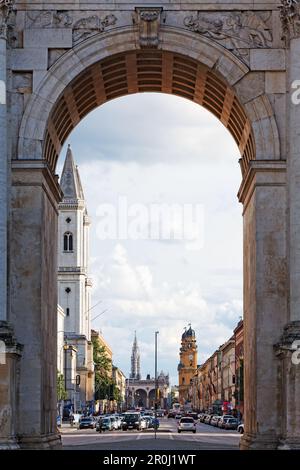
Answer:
top-left (63, 232), bottom-right (73, 252)
top-left (182, 377), bottom-right (185, 385)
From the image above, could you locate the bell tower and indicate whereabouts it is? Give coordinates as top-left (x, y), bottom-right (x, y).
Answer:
top-left (178, 324), bottom-right (198, 406)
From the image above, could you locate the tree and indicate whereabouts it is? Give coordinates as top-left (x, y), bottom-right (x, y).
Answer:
top-left (92, 336), bottom-right (112, 401)
top-left (57, 371), bottom-right (67, 401)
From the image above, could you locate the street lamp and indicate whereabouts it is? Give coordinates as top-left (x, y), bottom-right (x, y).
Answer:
top-left (154, 331), bottom-right (159, 440)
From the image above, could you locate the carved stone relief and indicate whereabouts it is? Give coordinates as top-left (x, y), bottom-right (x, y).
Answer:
top-left (25, 10), bottom-right (118, 46)
top-left (0, 0), bottom-right (14, 39)
top-left (278, 0), bottom-right (300, 43)
top-left (133, 7), bottom-right (164, 48)
top-left (184, 11), bottom-right (273, 63)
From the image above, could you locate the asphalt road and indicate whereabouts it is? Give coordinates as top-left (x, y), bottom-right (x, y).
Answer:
top-left (61, 418), bottom-right (241, 450)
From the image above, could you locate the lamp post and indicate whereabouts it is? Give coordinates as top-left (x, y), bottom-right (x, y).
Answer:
top-left (154, 331), bottom-right (159, 440)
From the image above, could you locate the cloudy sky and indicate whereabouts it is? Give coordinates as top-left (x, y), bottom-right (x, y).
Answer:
top-left (58, 93), bottom-right (243, 385)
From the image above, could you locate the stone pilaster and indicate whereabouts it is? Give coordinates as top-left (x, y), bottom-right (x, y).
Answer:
top-left (0, 0), bottom-right (13, 322)
top-left (10, 161), bottom-right (62, 449)
top-left (238, 160), bottom-right (287, 449)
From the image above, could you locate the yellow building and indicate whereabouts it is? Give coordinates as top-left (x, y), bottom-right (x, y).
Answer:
top-left (178, 325), bottom-right (198, 406)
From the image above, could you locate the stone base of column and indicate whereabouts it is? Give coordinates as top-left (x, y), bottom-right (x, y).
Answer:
top-left (18, 433), bottom-right (62, 450)
top-left (240, 432), bottom-right (279, 450)
top-left (277, 438), bottom-right (300, 450)
top-left (0, 321), bottom-right (22, 450)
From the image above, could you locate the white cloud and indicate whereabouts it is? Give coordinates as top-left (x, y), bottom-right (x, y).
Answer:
top-left (59, 93), bottom-right (243, 385)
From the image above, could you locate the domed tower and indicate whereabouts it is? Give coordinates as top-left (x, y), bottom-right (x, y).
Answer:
top-left (178, 324), bottom-right (198, 406)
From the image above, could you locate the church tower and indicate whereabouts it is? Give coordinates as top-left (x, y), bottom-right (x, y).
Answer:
top-left (178, 324), bottom-right (198, 406)
top-left (130, 331), bottom-right (141, 380)
top-left (58, 145), bottom-right (94, 410)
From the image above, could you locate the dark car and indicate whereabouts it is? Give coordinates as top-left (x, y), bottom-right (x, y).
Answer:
top-left (96, 417), bottom-right (113, 432)
top-left (224, 418), bottom-right (238, 430)
top-left (168, 411), bottom-right (176, 418)
top-left (121, 413), bottom-right (142, 431)
top-left (79, 417), bottom-right (95, 429)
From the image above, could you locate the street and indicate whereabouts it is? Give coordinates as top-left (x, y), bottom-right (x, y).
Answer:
top-left (61, 418), bottom-right (241, 450)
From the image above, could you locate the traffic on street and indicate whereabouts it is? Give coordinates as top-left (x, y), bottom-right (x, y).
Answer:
top-left (61, 409), bottom-right (241, 450)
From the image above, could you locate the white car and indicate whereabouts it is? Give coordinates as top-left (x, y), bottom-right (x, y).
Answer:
top-left (237, 423), bottom-right (244, 434)
top-left (178, 417), bottom-right (196, 433)
top-left (140, 418), bottom-right (148, 430)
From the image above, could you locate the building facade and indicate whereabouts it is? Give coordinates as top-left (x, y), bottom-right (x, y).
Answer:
top-left (190, 320), bottom-right (244, 415)
top-left (178, 325), bottom-right (198, 407)
top-left (234, 320), bottom-right (244, 419)
top-left (58, 146), bottom-right (94, 412)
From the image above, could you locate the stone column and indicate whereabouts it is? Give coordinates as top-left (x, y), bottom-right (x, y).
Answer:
top-left (9, 161), bottom-right (62, 448)
top-left (0, 0), bottom-right (12, 322)
top-left (238, 161), bottom-right (287, 449)
top-left (0, 0), bottom-right (23, 450)
top-left (274, 32), bottom-right (300, 449)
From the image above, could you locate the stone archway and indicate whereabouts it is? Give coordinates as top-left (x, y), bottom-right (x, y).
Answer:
top-left (134, 389), bottom-right (147, 409)
top-left (1, 2), bottom-right (299, 450)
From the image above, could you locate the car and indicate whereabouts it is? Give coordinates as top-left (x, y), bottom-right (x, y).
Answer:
top-left (204, 415), bottom-right (213, 424)
top-left (199, 414), bottom-right (206, 423)
top-left (175, 413), bottom-right (182, 419)
top-left (218, 415), bottom-right (233, 429)
top-left (78, 417), bottom-right (96, 429)
top-left (96, 417), bottom-right (113, 432)
top-left (178, 417), bottom-right (196, 433)
top-left (109, 416), bottom-right (119, 430)
top-left (140, 418), bottom-right (148, 430)
top-left (121, 412), bottom-right (143, 431)
top-left (143, 416), bottom-right (153, 428)
top-left (210, 415), bottom-right (221, 427)
top-left (224, 418), bottom-right (238, 430)
top-left (237, 423), bottom-right (244, 434)
top-left (168, 411), bottom-right (176, 418)
top-left (186, 412), bottom-right (198, 421)
top-left (156, 410), bottom-right (164, 417)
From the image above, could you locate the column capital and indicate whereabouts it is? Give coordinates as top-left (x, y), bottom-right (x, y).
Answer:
top-left (0, 1), bottom-right (14, 40)
top-left (238, 160), bottom-right (286, 207)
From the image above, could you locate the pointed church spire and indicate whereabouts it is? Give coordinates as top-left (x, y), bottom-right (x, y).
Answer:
top-left (60, 144), bottom-right (84, 200)
top-left (130, 331), bottom-right (141, 380)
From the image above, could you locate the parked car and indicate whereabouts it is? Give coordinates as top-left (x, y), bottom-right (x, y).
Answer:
top-left (210, 415), bottom-right (221, 427)
top-left (79, 417), bottom-right (96, 429)
top-left (186, 412), bottom-right (198, 421)
top-left (178, 417), bottom-right (196, 434)
top-left (218, 415), bottom-right (233, 429)
top-left (224, 418), bottom-right (238, 430)
top-left (204, 415), bottom-right (213, 424)
top-left (96, 417), bottom-right (113, 432)
top-left (199, 414), bottom-right (206, 423)
top-left (121, 412), bottom-right (142, 431)
top-left (237, 423), bottom-right (244, 434)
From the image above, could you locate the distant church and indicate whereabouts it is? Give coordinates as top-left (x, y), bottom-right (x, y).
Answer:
top-left (126, 332), bottom-right (170, 409)
top-left (57, 145), bottom-right (94, 412)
